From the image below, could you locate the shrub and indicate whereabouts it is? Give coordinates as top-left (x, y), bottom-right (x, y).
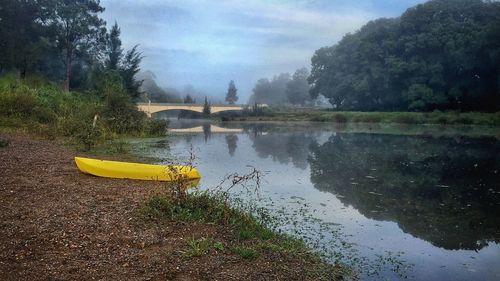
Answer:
top-left (331, 113), bottom-right (348, 123)
top-left (143, 118), bottom-right (168, 136)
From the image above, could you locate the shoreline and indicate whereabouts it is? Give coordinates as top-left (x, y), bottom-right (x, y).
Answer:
top-left (220, 110), bottom-right (500, 127)
top-left (0, 131), bottom-right (344, 280)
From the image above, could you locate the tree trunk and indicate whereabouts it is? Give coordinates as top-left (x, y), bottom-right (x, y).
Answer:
top-left (64, 48), bottom-right (73, 92)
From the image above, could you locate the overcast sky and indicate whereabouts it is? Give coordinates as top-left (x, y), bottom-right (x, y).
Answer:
top-left (100, 0), bottom-right (426, 102)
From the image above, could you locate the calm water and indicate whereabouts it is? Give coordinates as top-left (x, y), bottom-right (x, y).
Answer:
top-left (132, 121), bottom-right (500, 281)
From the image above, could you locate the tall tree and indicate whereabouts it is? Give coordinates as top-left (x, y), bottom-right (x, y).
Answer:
top-left (286, 67), bottom-right (310, 106)
top-left (250, 73), bottom-right (291, 105)
top-left (309, 0), bottom-right (500, 112)
top-left (120, 45), bottom-right (143, 100)
top-left (184, 94), bottom-right (195, 104)
top-left (203, 96), bottom-right (211, 115)
top-left (225, 80), bottom-right (238, 104)
top-left (50, 0), bottom-right (106, 92)
top-left (0, 0), bottom-right (51, 76)
top-left (106, 21), bottom-right (122, 70)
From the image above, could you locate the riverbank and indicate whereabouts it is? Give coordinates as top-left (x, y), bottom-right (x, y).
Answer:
top-left (225, 110), bottom-right (500, 127)
top-left (0, 132), bottom-right (344, 280)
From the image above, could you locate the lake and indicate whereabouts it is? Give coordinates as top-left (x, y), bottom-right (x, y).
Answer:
top-left (131, 120), bottom-right (500, 281)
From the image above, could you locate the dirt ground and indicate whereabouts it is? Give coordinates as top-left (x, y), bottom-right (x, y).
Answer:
top-left (0, 133), bottom-right (324, 281)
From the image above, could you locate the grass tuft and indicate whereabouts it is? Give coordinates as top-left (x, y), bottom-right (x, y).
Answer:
top-left (184, 238), bottom-right (212, 257)
top-left (233, 246), bottom-right (258, 260)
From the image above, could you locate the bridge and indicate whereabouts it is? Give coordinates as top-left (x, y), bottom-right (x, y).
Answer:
top-left (137, 102), bottom-right (244, 117)
top-left (169, 125), bottom-right (243, 134)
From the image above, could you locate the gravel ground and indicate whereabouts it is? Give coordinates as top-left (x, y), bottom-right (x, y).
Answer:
top-left (0, 133), bottom-right (328, 281)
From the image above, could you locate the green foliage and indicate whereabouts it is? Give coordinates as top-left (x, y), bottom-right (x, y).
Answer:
top-left (0, 0), bottom-right (50, 77)
top-left (233, 247), bottom-right (258, 260)
top-left (331, 113), bottom-right (348, 123)
top-left (309, 0), bottom-right (500, 112)
top-left (247, 110), bottom-right (500, 126)
top-left (141, 189), bottom-right (349, 279)
top-left (184, 238), bottom-right (212, 257)
top-left (0, 1), bottom-right (144, 100)
top-left (49, 0), bottom-right (107, 91)
top-left (225, 80), bottom-right (238, 104)
top-left (213, 241), bottom-right (225, 252)
top-left (120, 45), bottom-right (143, 101)
top-left (106, 22), bottom-right (123, 71)
top-left (286, 67), bottom-right (311, 106)
top-left (0, 75), bottom-right (167, 148)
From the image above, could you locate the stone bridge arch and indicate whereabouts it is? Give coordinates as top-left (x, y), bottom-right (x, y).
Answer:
top-left (136, 103), bottom-right (244, 117)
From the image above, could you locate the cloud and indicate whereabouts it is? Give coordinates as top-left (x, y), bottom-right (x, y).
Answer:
top-left (100, 0), bottom-right (426, 100)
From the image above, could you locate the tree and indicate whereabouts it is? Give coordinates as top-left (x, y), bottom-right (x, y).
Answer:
top-left (0, 0), bottom-right (49, 76)
top-left (203, 96), bottom-right (211, 115)
top-left (225, 80), bottom-right (238, 104)
top-left (308, 0), bottom-right (500, 112)
top-left (137, 70), bottom-right (182, 103)
top-left (106, 22), bottom-right (122, 70)
top-left (50, 0), bottom-right (107, 92)
top-left (120, 45), bottom-right (143, 101)
top-left (286, 67), bottom-right (310, 106)
top-left (250, 73), bottom-right (291, 105)
top-left (184, 94), bottom-right (195, 104)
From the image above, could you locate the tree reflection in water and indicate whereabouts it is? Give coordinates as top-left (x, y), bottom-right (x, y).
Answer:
top-left (250, 130), bottom-right (316, 170)
top-left (225, 134), bottom-right (238, 156)
top-left (308, 133), bottom-right (500, 251)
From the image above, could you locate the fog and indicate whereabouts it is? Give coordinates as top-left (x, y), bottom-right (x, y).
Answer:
top-left (100, 0), bottom-right (425, 102)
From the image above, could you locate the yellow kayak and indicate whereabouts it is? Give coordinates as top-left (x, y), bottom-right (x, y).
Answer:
top-left (74, 157), bottom-right (201, 181)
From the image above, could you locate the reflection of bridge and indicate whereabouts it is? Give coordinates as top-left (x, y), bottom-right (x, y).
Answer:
top-left (137, 102), bottom-right (244, 117)
top-left (169, 125), bottom-right (243, 133)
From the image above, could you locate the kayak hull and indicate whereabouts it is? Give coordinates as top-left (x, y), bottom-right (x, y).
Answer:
top-left (74, 157), bottom-right (201, 181)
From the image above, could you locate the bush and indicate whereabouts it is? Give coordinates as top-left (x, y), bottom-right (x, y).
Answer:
top-left (331, 113), bottom-right (348, 123)
top-left (0, 74), bottom-right (167, 146)
top-left (143, 118), bottom-right (168, 136)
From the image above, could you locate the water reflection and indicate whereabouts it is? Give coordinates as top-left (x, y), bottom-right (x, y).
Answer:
top-left (308, 133), bottom-right (500, 250)
top-left (140, 121), bottom-right (500, 280)
top-left (250, 130), bottom-right (317, 170)
top-left (225, 134), bottom-right (238, 156)
top-left (164, 121), bottom-right (500, 250)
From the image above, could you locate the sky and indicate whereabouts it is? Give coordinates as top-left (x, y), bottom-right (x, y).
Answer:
top-left (100, 0), bottom-right (426, 102)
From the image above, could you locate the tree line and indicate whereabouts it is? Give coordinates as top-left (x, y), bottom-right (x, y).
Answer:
top-left (308, 0), bottom-right (500, 112)
top-left (250, 67), bottom-right (311, 106)
top-left (0, 0), bottom-right (142, 100)
top-left (0, 0), bottom-right (168, 147)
